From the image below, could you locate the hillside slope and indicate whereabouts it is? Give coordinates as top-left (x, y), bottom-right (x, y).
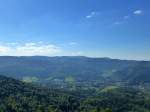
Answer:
top-left (1, 75), bottom-right (150, 112)
top-left (110, 61), bottom-right (150, 84)
top-left (0, 75), bottom-right (79, 112)
top-left (0, 56), bottom-right (150, 85)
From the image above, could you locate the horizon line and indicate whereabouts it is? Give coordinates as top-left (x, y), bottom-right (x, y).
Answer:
top-left (0, 55), bottom-right (149, 61)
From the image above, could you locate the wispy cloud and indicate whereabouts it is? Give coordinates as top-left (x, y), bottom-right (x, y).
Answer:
top-left (112, 16), bottom-right (129, 26)
top-left (86, 11), bottom-right (99, 19)
top-left (133, 10), bottom-right (143, 15)
top-left (69, 42), bottom-right (77, 46)
top-left (7, 43), bottom-right (18, 45)
top-left (0, 42), bottom-right (61, 56)
top-left (113, 9), bottom-right (143, 26)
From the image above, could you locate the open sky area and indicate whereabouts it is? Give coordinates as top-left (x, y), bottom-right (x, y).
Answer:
top-left (0, 0), bottom-right (150, 60)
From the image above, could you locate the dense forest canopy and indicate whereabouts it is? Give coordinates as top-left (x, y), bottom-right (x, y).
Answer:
top-left (1, 75), bottom-right (150, 112)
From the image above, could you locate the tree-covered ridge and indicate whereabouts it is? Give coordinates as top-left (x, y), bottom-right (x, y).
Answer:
top-left (0, 56), bottom-right (150, 86)
top-left (1, 75), bottom-right (150, 112)
top-left (0, 75), bottom-right (80, 112)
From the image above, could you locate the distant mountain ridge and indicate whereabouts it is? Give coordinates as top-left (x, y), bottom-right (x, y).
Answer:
top-left (0, 56), bottom-right (150, 85)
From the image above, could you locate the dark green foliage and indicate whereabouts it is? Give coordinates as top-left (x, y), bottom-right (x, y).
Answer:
top-left (1, 75), bottom-right (150, 112)
top-left (0, 75), bottom-right (80, 112)
top-left (81, 88), bottom-right (150, 112)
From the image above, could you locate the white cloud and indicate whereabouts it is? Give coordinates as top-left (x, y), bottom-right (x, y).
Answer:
top-left (113, 9), bottom-right (143, 26)
top-left (133, 10), bottom-right (143, 15)
top-left (69, 42), bottom-right (77, 46)
top-left (38, 41), bottom-right (43, 44)
top-left (25, 42), bottom-right (37, 46)
top-left (0, 46), bottom-right (10, 54)
top-left (86, 11), bottom-right (98, 19)
top-left (0, 42), bottom-right (61, 56)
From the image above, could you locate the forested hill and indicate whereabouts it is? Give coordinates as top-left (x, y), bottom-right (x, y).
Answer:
top-left (1, 75), bottom-right (150, 112)
top-left (0, 75), bottom-right (80, 112)
top-left (0, 56), bottom-right (150, 85)
top-left (0, 56), bottom-right (132, 79)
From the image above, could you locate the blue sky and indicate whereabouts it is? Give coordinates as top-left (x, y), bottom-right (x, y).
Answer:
top-left (0, 0), bottom-right (150, 60)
